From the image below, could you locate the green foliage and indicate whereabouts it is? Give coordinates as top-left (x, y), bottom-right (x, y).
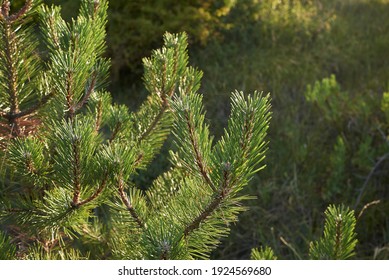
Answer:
top-left (309, 205), bottom-right (357, 260)
top-left (305, 74), bottom-right (346, 122)
top-left (251, 246), bottom-right (277, 260)
top-left (0, 230), bottom-right (16, 259)
top-left (0, 0), bottom-right (271, 260)
top-left (104, 0), bottom-right (237, 80)
top-left (326, 136), bottom-right (347, 200)
top-left (381, 91), bottom-right (389, 123)
top-left (0, 0), bottom-right (44, 140)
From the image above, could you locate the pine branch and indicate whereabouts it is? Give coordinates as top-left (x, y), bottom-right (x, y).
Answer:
top-left (74, 71), bottom-right (97, 112)
top-left (40, 1), bottom-right (109, 121)
top-left (117, 171), bottom-right (144, 229)
top-left (183, 165), bottom-right (230, 236)
top-left (170, 91), bottom-right (216, 194)
top-left (213, 91), bottom-right (271, 187)
top-left (70, 136), bottom-right (82, 207)
top-left (138, 51), bottom-right (177, 143)
top-left (0, 230), bottom-right (17, 259)
top-left (1, 19), bottom-right (20, 135)
top-left (109, 121), bottom-right (122, 142)
top-left (76, 171), bottom-right (109, 208)
top-left (0, 1), bottom-right (11, 19)
top-left (0, 1), bottom-right (44, 141)
top-left (5, 92), bottom-right (54, 120)
top-left (184, 110), bottom-right (216, 192)
top-left (168, 90), bottom-right (270, 258)
top-left (137, 32), bottom-right (189, 141)
top-left (0, 1), bottom-right (36, 136)
top-left (65, 70), bottom-right (75, 120)
top-left (138, 102), bottom-right (168, 143)
top-left (1, 0), bottom-right (33, 24)
top-left (309, 204), bottom-right (358, 260)
top-left (93, 97), bottom-right (103, 132)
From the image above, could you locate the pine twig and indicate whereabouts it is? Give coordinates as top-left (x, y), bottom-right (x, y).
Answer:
top-left (1, 17), bottom-right (20, 136)
top-left (70, 137), bottom-right (81, 207)
top-left (357, 200), bottom-right (380, 220)
top-left (65, 70), bottom-right (75, 120)
top-left (184, 111), bottom-right (216, 192)
top-left (76, 172), bottom-right (109, 207)
top-left (183, 164), bottom-right (230, 237)
top-left (74, 71), bottom-right (97, 112)
top-left (139, 46), bottom-right (179, 142)
top-left (139, 102), bottom-right (168, 142)
top-left (108, 122), bottom-right (122, 143)
top-left (94, 98), bottom-right (103, 132)
top-left (0, 1), bottom-right (11, 19)
top-left (4, 0), bottom-right (33, 24)
top-left (7, 93), bottom-right (54, 120)
top-left (117, 172), bottom-right (144, 229)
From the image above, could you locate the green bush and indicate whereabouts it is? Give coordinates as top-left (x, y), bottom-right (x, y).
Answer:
top-left (105, 0), bottom-right (237, 81)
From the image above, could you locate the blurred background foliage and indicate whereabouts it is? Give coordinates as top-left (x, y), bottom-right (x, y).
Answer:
top-left (11, 0), bottom-right (389, 259)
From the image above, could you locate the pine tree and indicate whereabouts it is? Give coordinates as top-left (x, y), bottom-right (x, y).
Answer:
top-left (0, 0), bottom-right (271, 259)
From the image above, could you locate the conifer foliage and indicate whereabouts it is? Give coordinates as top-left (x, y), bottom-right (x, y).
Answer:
top-left (309, 205), bottom-right (357, 260)
top-left (0, 0), bottom-right (271, 259)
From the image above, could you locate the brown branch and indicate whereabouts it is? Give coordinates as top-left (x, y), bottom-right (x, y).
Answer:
top-left (109, 121), bottom-right (122, 143)
top-left (160, 59), bottom-right (167, 99)
top-left (117, 172), bottom-right (144, 228)
top-left (75, 171), bottom-right (109, 208)
top-left (70, 137), bottom-right (81, 207)
top-left (240, 111), bottom-right (255, 155)
top-left (65, 70), bottom-right (75, 120)
top-left (183, 165), bottom-right (230, 237)
top-left (8, 92), bottom-right (54, 120)
top-left (0, 1), bottom-right (10, 19)
top-left (134, 153), bottom-right (144, 168)
top-left (184, 111), bottom-right (216, 192)
top-left (138, 103), bottom-right (168, 142)
top-left (24, 152), bottom-right (37, 175)
top-left (2, 18), bottom-right (20, 136)
top-left (74, 72), bottom-right (97, 112)
top-left (94, 98), bottom-right (103, 132)
top-left (6, 0), bottom-right (33, 23)
top-left (357, 200), bottom-right (381, 220)
top-left (65, 31), bottom-right (80, 120)
top-left (92, 0), bottom-right (100, 18)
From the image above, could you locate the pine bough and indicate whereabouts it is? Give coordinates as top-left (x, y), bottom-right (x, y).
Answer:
top-left (0, 0), bottom-right (271, 259)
